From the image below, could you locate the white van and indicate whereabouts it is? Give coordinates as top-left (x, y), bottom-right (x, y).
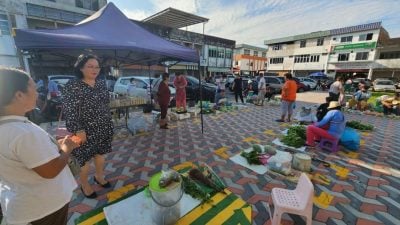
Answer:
top-left (113, 76), bottom-right (153, 98)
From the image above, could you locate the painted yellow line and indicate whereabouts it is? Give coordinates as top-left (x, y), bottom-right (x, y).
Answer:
top-left (206, 198), bottom-right (246, 224)
top-left (77, 212), bottom-right (105, 225)
top-left (176, 191), bottom-right (231, 225)
top-left (243, 205), bottom-right (252, 221)
top-left (313, 192), bottom-right (334, 209)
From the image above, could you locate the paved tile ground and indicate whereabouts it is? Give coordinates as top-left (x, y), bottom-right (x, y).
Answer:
top-left (41, 91), bottom-right (400, 225)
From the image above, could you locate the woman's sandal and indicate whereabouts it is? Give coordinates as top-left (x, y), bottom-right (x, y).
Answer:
top-left (81, 186), bottom-right (97, 199)
top-left (94, 176), bottom-right (111, 188)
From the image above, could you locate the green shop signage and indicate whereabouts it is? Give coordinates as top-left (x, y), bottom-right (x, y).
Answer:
top-left (334, 42), bottom-right (376, 51)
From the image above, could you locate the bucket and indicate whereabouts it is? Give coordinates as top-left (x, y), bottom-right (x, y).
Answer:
top-left (149, 172), bottom-right (183, 225)
top-left (292, 153), bottom-right (311, 172)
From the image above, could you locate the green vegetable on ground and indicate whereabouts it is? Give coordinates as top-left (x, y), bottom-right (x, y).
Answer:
top-left (241, 149), bottom-right (263, 165)
top-left (281, 125), bottom-right (306, 148)
top-left (252, 144), bottom-right (263, 153)
top-left (346, 121), bottom-right (374, 131)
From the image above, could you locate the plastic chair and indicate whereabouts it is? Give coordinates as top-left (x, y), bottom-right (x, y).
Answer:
top-left (270, 173), bottom-right (314, 225)
top-left (319, 138), bottom-right (339, 152)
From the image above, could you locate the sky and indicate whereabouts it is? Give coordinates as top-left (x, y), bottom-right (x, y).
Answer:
top-left (109, 0), bottom-right (400, 47)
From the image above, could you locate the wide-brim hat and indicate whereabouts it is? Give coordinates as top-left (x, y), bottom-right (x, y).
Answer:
top-left (393, 100), bottom-right (399, 105)
top-left (327, 101), bottom-right (341, 109)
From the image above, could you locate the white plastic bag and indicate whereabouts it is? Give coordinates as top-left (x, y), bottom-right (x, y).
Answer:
top-left (127, 116), bottom-right (149, 134)
top-left (268, 151), bottom-right (292, 175)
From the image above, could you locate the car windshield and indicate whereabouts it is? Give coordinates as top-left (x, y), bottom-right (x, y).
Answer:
top-left (376, 80), bottom-right (393, 85)
top-left (50, 76), bottom-right (75, 85)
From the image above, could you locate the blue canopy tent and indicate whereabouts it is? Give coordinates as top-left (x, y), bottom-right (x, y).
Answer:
top-left (14, 2), bottom-right (207, 132)
top-left (14, 2), bottom-right (199, 64)
top-left (308, 72), bottom-right (328, 78)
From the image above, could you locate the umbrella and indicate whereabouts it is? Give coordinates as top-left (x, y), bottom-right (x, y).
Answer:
top-left (309, 72), bottom-right (328, 78)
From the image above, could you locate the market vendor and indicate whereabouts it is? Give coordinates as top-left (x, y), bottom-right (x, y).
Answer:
top-left (214, 89), bottom-right (227, 109)
top-left (306, 101), bottom-right (346, 148)
top-left (348, 83), bottom-right (371, 111)
top-left (381, 89), bottom-right (400, 115)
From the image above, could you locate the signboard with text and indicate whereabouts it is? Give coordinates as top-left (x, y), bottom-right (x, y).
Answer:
top-left (334, 42), bottom-right (376, 51)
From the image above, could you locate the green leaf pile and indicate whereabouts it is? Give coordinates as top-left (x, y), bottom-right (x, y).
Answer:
top-left (281, 125), bottom-right (306, 148)
top-left (240, 144), bottom-right (263, 165)
top-left (346, 121), bottom-right (373, 131)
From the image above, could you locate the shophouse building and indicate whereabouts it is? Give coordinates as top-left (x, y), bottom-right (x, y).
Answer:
top-left (264, 22), bottom-right (399, 80)
top-left (0, 0), bottom-right (107, 68)
top-left (233, 44), bottom-right (267, 76)
top-left (138, 7), bottom-right (235, 78)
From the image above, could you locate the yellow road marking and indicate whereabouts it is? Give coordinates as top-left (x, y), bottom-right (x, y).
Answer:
top-left (313, 192), bottom-right (334, 209)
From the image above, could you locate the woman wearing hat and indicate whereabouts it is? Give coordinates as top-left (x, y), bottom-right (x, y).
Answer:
top-left (306, 101), bottom-right (346, 147)
top-left (381, 89), bottom-right (400, 116)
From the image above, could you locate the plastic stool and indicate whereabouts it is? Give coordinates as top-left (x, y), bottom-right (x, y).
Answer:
top-left (319, 138), bottom-right (339, 152)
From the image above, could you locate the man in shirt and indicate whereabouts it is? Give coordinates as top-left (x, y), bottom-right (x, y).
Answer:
top-left (329, 76), bottom-right (344, 102)
top-left (381, 89), bottom-right (400, 115)
top-left (276, 73), bottom-right (297, 122)
top-left (256, 73), bottom-right (266, 106)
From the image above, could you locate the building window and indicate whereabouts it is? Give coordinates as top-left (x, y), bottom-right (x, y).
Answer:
top-left (253, 51), bottom-right (258, 56)
top-left (300, 40), bottom-right (306, 48)
top-left (262, 52), bottom-right (266, 58)
top-left (76, 0), bottom-right (99, 11)
top-left (359, 33), bottom-right (373, 41)
top-left (244, 49), bottom-right (250, 55)
top-left (310, 55), bottom-right (320, 62)
top-left (208, 47), bottom-right (217, 58)
top-left (218, 48), bottom-right (225, 58)
top-left (225, 49), bottom-right (232, 59)
top-left (317, 38), bottom-right (324, 46)
top-left (269, 57), bottom-right (284, 64)
top-left (379, 51), bottom-right (400, 59)
top-left (338, 53), bottom-right (350, 61)
top-left (355, 52), bottom-right (369, 60)
top-left (0, 14), bottom-right (11, 35)
top-left (272, 45), bottom-right (282, 50)
top-left (294, 54), bottom-right (310, 63)
top-left (340, 36), bottom-right (353, 43)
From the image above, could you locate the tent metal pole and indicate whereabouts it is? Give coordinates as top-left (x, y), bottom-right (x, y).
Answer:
top-left (199, 22), bottom-right (206, 134)
top-left (148, 65), bottom-right (153, 105)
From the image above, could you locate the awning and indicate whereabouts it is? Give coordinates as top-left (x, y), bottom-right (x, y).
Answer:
top-left (208, 67), bottom-right (231, 73)
top-left (142, 7), bottom-right (209, 29)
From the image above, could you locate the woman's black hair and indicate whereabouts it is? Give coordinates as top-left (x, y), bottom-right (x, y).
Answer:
top-left (162, 72), bottom-right (169, 81)
top-left (73, 54), bottom-right (100, 79)
top-left (284, 73), bottom-right (293, 79)
top-left (0, 67), bottom-right (30, 114)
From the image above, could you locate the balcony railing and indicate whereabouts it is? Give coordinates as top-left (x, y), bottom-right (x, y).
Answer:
top-left (27, 3), bottom-right (88, 24)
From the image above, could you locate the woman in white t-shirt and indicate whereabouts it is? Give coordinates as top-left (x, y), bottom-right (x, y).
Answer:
top-left (0, 68), bottom-right (79, 225)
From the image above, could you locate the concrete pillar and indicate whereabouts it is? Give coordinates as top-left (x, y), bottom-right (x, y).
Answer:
top-left (368, 68), bottom-right (373, 80)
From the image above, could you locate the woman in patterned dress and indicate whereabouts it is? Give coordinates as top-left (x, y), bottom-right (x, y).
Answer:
top-left (63, 54), bottom-right (114, 198)
top-left (173, 72), bottom-right (187, 112)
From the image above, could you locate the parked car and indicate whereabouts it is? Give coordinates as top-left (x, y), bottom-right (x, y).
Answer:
top-left (293, 77), bottom-right (310, 92)
top-left (298, 77), bottom-right (317, 89)
top-left (152, 75), bottom-right (216, 103)
top-left (372, 79), bottom-right (396, 92)
top-left (265, 76), bottom-right (285, 94)
top-left (47, 75), bottom-right (76, 94)
top-left (113, 76), bottom-right (154, 98)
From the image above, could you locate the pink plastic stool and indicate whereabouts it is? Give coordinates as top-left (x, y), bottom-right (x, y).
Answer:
top-left (269, 173), bottom-right (314, 225)
top-left (319, 138), bottom-right (339, 152)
